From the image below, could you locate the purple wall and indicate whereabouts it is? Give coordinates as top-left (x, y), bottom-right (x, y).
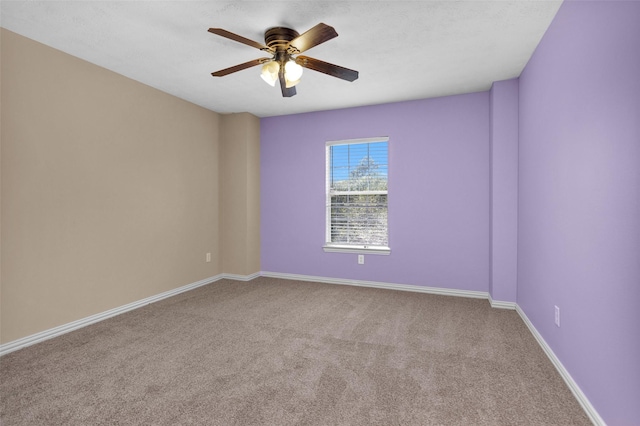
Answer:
top-left (261, 93), bottom-right (490, 292)
top-left (518, 1), bottom-right (640, 423)
top-left (490, 79), bottom-right (519, 303)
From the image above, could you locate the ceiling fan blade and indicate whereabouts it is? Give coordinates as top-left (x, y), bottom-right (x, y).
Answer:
top-left (295, 56), bottom-right (359, 82)
top-left (208, 28), bottom-right (270, 51)
top-left (279, 67), bottom-right (296, 97)
top-left (287, 23), bottom-right (338, 54)
top-left (211, 58), bottom-right (269, 77)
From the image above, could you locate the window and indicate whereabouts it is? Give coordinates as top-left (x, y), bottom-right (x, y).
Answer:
top-left (324, 137), bottom-right (390, 255)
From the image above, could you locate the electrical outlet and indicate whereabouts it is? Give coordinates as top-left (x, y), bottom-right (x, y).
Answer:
top-left (554, 305), bottom-right (560, 327)
top-left (358, 254), bottom-right (364, 265)
top-left (206, 253), bottom-right (211, 263)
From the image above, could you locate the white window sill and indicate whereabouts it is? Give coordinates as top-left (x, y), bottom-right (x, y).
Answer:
top-left (323, 245), bottom-right (391, 255)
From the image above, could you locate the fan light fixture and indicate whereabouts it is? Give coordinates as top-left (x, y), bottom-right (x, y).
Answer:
top-left (260, 59), bottom-right (303, 88)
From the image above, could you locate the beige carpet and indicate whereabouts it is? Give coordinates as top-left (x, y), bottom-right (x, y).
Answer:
top-left (1, 277), bottom-right (590, 425)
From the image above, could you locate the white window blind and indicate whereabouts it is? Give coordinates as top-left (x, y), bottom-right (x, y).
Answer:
top-left (324, 138), bottom-right (389, 254)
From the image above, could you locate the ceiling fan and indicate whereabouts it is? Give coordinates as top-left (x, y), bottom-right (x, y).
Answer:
top-left (208, 23), bottom-right (359, 98)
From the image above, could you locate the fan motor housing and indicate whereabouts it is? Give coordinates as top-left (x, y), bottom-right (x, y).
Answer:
top-left (265, 27), bottom-right (300, 51)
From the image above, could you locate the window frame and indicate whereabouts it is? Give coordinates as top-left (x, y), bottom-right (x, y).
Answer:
top-left (323, 137), bottom-right (391, 255)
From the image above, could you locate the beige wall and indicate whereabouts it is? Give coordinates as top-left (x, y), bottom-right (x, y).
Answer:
top-left (0, 29), bottom-right (262, 344)
top-left (219, 113), bottom-right (261, 276)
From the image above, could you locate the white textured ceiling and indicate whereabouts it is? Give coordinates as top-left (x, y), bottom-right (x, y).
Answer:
top-left (1, 1), bottom-right (563, 117)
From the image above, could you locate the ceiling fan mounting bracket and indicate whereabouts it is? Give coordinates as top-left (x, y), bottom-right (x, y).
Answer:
top-left (265, 27), bottom-right (300, 53)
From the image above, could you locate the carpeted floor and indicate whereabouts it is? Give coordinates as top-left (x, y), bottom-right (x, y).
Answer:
top-left (1, 277), bottom-right (590, 425)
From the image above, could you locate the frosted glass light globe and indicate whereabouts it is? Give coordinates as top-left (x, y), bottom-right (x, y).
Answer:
top-left (260, 61), bottom-right (280, 86)
top-left (285, 60), bottom-right (303, 81)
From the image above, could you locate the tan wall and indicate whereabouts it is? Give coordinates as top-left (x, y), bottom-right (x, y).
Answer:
top-left (1, 29), bottom-right (223, 343)
top-left (219, 113), bottom-right (261, 276)
top-left (245, 115), bottom-right (261, 273)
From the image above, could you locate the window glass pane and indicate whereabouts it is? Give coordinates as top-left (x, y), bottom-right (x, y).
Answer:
top-left (330, 141), bottom-right (388, 191)
top-left (330, 194), bottom-right (388, 246)
top-left (330, 144), bottom-right (349, 190)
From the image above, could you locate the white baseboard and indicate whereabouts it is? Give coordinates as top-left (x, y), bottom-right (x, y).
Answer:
top-left (260, 271), bottom-right (489, 300)
top-left (488, 294), bottom-right (517, 310)
top-left (0, 272), bottom-right (512, 357)
top-left (0, 272), bottom-right (266, 357)
top-left (0, 274), bottom-right (222, 357)
top-left (0, 270), bottom-right (604, 425)
top-left (220, 272), bottom-right (261, 282)
top-left (515, 305), bottom-right (604, 426)
top-left (262, 272), bottom-right (517, 310)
